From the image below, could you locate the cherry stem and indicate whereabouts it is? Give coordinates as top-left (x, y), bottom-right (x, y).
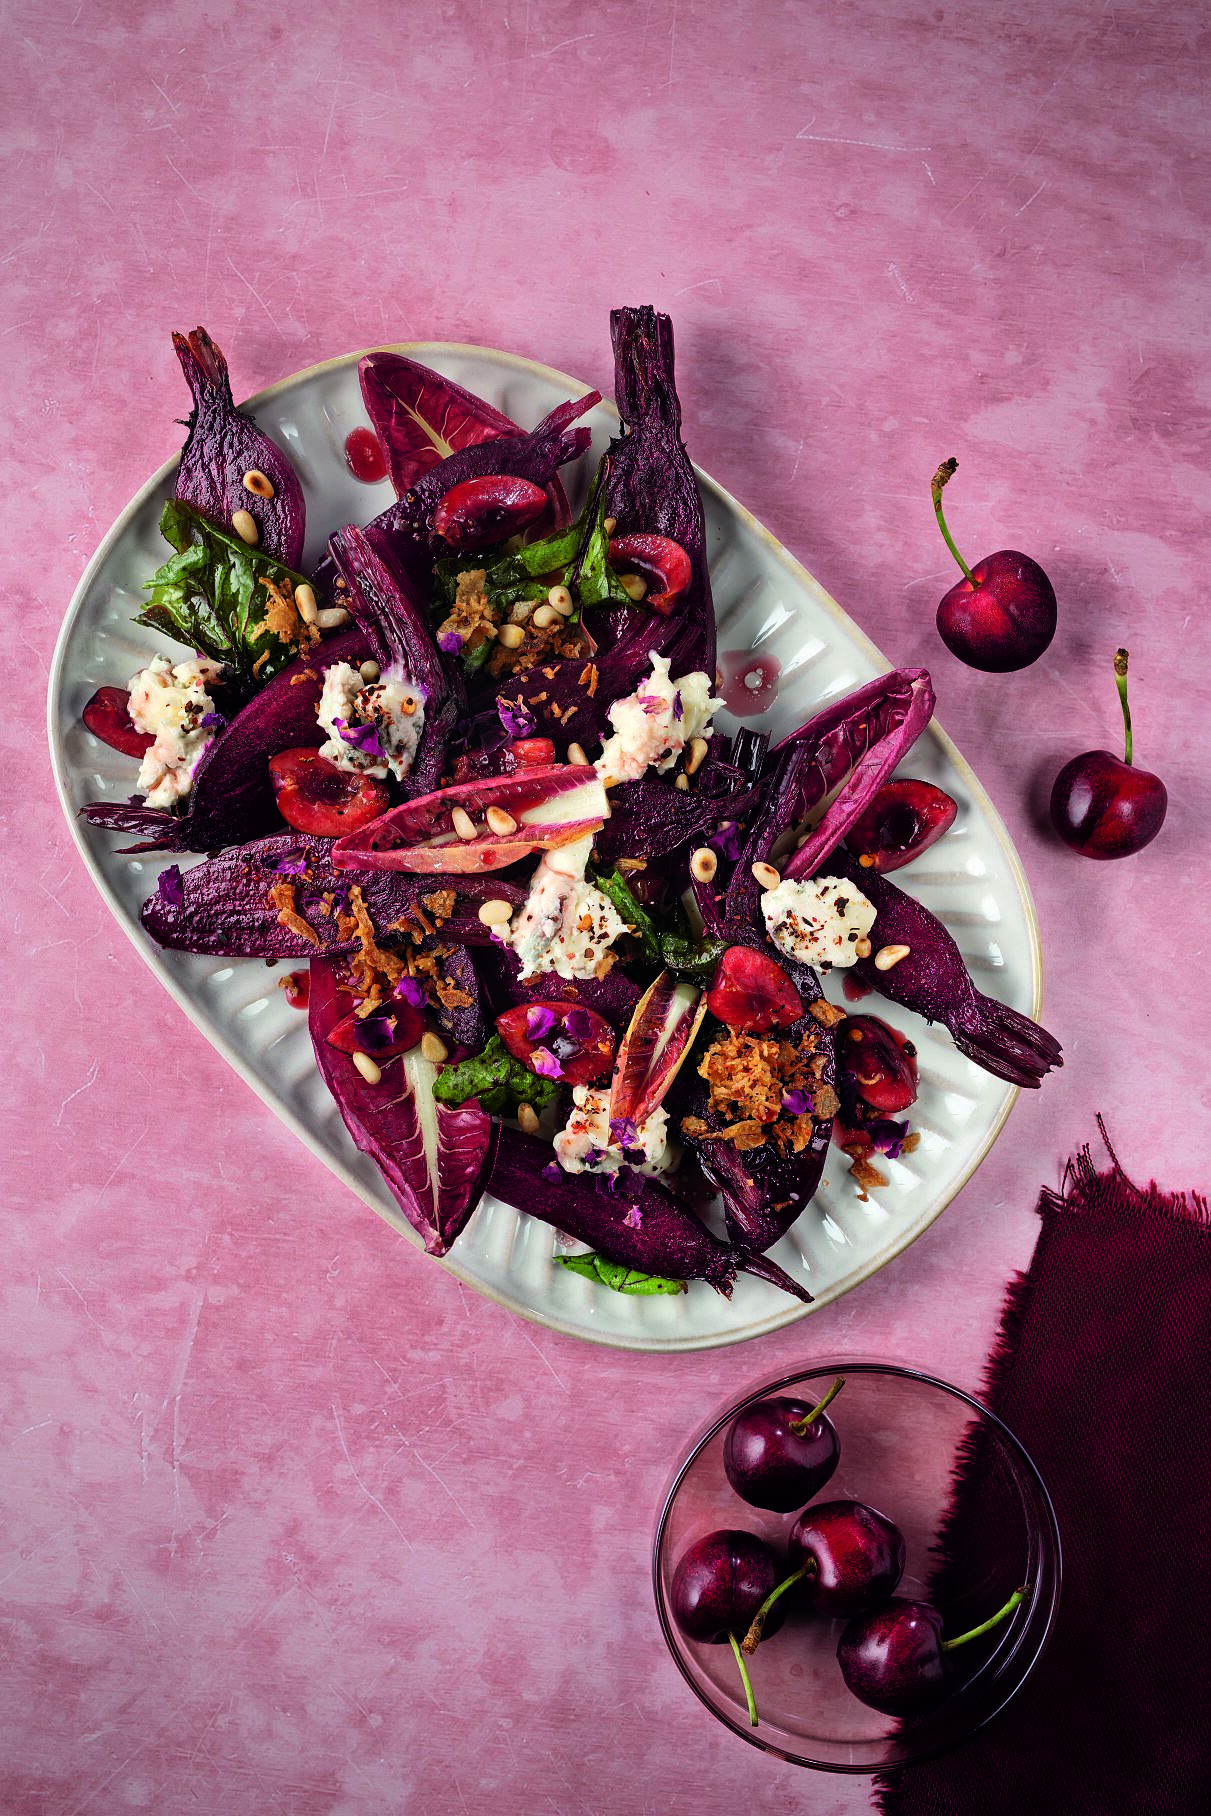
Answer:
top-left (1115, 648), bottom-right (1133, 767)
top-left (931, 458), bottom-right (977, 586)
top-left (941, 1584), bottom-right (1030, 1653)
top-left (788, 1375), bottom-right (846, 1436)
top-left (740, 1560), bottom-right (816, 1654)
top-left (727, 1630), bottom-right (759, 1727)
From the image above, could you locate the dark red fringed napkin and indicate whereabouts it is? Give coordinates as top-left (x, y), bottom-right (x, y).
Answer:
top-left (878, 1124), bottom-right (1211, 1816)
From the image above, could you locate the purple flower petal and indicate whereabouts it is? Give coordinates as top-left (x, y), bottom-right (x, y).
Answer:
top-left (525, 1005), bottom-right (557, 1040)
top-left (394, 977), bottom-right (427, 1007)
top-left (565, 1008), bottom-right (593, 1039)
top-left (266, 848), bottom-right (309, 875)
top-left (199, 711), bottom-right (226, 729)
top-left (709, 821), bottom-right (743, 861)
top-left (623, 1203), bottom-right (644, 1229)
top-left (542, 1162), bottom-right (562, 1184)
top-left (498, 698), bottom-right (535, 740)
top-left (609, 1116), bottom-right (640, 1151)
top-left (334, 716), bottom-right (384, 757)
top-left (672, 690), bottom-right (683, 721)
top-left (530, 1047), bottom-right (563, 1080)
top-left (439, 632), bottom-right (462, 655)
top-left (866, 1118), bottom-right (910, 1160)
top-left (781, 1088), bottom-right (812, 1116)
top-left (157, 864), bottom-right (185, 907)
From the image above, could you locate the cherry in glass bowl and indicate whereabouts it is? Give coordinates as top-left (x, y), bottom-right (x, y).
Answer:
top-left (652, 1360), bottom-right (1060, 1773)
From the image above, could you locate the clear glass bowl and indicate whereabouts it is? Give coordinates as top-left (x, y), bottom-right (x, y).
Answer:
top-left (652, 1360), bottom-right (1061, 1773)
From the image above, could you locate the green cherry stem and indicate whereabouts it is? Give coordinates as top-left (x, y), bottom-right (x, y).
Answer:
top-left (1115, 648), bottom-right (1134, 767)
top-left (789, 1375), bottom-right (845, 1436)
top-left (741, 1560), bottom-right (816, 1655)
top-left (941, 1584), bottom-right (1030, 1654)
top-left (931, 458), bottom-right (977, 586)
top-left (727, 1630), bottom-right (759, 1727)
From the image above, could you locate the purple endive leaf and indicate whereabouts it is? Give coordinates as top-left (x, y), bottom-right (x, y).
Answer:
top-left (825, 848), bottom-right (1063, 1088)
top-left (358, 351), bottom-right (520, 497)
top-left (488, 1128), bottom-right (811, 1302)
top-left (171, 327), bottom-right (305, 568)
top-left (609, 970), bottom-right (707, 1129)
top-left (140, 832), bottom-right (524, 958)
top-left (309, 958), bottom-right (495, 1255)
top-left (82, 624), bottom-right (370, 853)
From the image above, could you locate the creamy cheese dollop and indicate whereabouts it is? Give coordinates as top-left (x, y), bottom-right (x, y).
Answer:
top-left (761, 874), bottom-right (877, 969)
top-left (553, 1085), bottom-right (675, 1178)
top-left (127, 655), bottom-right (226, 809)
top-left (317, 661), bottom-right (425, 783)
top-left (494, 836), bottom-right (628, 982)
top-left (594, 653), bottom-right (721, 787)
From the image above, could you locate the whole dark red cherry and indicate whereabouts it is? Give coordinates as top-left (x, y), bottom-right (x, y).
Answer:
top-left (724, 1377), bottom-right (844, 1512)
top-left (670, 1529), bottom-right (786, 1646)
top-left (845, 779), bottom-right (957, 873)
top-left (838, 1586), bottom-right (1028, 1717)
top-left (788, 1499), bottom-right (905, 1619)
top-left (1050, 648), bottom-right (1167, 859)
top-left (931, 459), bottom-right (1056, 671)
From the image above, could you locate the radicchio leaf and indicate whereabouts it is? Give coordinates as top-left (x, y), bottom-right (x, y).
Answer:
top-left (609, 971), bottom-right (707, 1129)
top-left (331, 765), bottom-right (609, 874)
top-left (309, 958), bottom-right (495, 1255)
top-left (172, 327), bottom-right (305, 568)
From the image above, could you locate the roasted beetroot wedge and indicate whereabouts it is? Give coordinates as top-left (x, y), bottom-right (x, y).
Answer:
top-left (82, 624), bottom-right (371, 853)
top-left (172, 327), bottom-right (305, 568)
top-left (309, 959), bottom-right (495, 1256)
top-left (488, 1127), bottom-right (811, 1302)
top-left (331, 765), bottom-right (609, 873)
top-left (827, 849), bottom-right (1063, 1088)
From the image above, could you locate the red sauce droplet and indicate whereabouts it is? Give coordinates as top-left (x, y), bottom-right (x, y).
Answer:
top-left (344, 427), bottom-right (388, 484)
top-left (842, 973), bottom-right (872, 1003)
top-left (718, 649), bottom-right (782, 717)
top-left (282, 969), bottom-right (311, 1010)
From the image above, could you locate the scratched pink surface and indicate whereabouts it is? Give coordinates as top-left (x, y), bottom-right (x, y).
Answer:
top-left (3, 2), bottom-right (1208, 1811)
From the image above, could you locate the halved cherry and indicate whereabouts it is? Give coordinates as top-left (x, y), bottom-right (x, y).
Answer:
top-left (606, 533), bottom-right (692, 614)
top-left (268, 748), bottom-right (391, 838)
top-left (495, 1001), bottom-right (616, 1086)
top-left (836, 1015), bottom-right (918, 1114)
top-left (706, 946), bottom-right (803, 1033)
top-left (325, 998), bottom-right (426, 1060)
top-left (509, 737), bottom-right (557, 767)
top-left (433, 475), bottom-right (548, 547)
top-left (82, 687), bottom-right (154, 759)
top-left (845, 779), bottom-right (957, 873)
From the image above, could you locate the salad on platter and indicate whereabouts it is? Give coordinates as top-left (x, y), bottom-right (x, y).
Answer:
top-left (77, 309), bottom-right (1062, 1307)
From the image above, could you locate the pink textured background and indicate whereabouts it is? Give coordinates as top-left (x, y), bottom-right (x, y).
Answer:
top-left (4, 2), bottom-right (1208, 1810)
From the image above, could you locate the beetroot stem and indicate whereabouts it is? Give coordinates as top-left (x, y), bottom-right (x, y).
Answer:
top-left (740, 1560), bottom-right (815, 1654)
top-left (931, 458), bottom-right (977, 585)
top-left (788, 1375), bottom-right (845, 1436)
top-left (727, 1630), bottom-right (759, 1726)
top-left (1114, 648), bottom-right (1133, 767)
top-left (941, 1584), bottom-right (1029, 1653)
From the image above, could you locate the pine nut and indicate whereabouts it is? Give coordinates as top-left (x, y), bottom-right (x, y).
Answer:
top-left (497, 623), bottom-right (525, 649)
top-left (751, 861), bottom-right (781, 890)
top-left (531, 604), bottom-right (559, 630)
top-left (242, 469), bottom-right (275, 499)
top-left (858, 853), bottom-right (876, 868)
top-left (566, 743), bottom-right (590, 766)
top-left (231, 509), bottom-right (259, 545)
top-left (685, 736), bottom-right (708, 776)
top-left (486, 806), bottom-right (517, 836)
top-left (316, 607), bottom-right (350, 630)
top-left (690, 847), bottom-right (717, 884)
top-left (359, 661), bottom-right (381, 683)
top-left (855, 938), bottom-right (873, 959)
top-left (873, 943), bottom-right (911, 972)
top-left (420, 1031), bottom-right (448, 1064)
top-left (619, 573), bottom-right (647, 601)
top-left (603, 517), bottom-right (617, 536)
top-left (295, 583), bottom-right (318, 624)
top-left (352, 1050), bottom-right (382, 1084)
top-left (477, 898), bottom-right (513, 926)
top-left (547, 584), bottom-right (574, 615)
top-left (674, 773), bottom-right (689, 791)
top-left (517, 1103), bottom-right (540, 1134)
top-left (451, 806), bottom-right (477, 841)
